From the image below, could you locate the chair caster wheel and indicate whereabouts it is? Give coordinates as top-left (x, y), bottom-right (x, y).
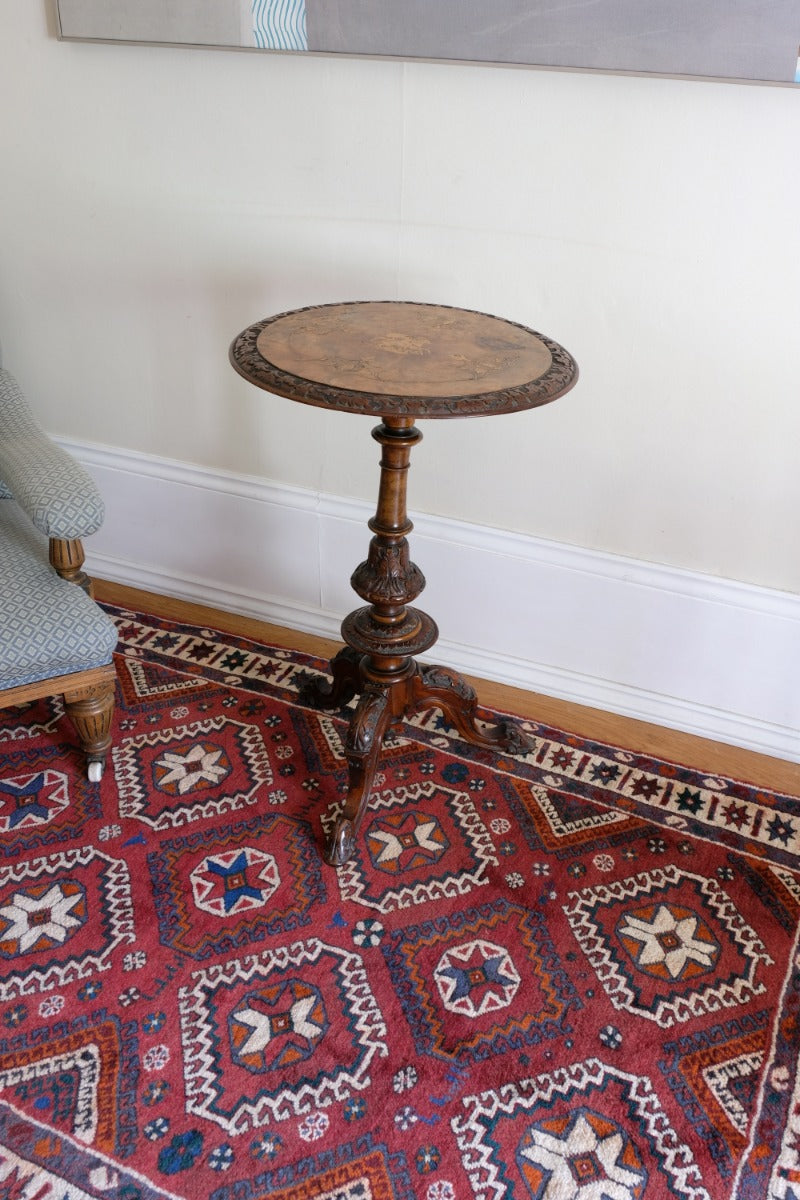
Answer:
top-left (87, 760), bottom-right (104, 782)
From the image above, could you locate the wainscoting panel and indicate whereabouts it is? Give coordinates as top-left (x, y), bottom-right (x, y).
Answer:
top-left (62, 438), bottom-right (800, 763)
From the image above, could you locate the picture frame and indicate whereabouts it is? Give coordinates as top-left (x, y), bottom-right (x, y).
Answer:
top-left (54, 0), bottom-right (800, 86)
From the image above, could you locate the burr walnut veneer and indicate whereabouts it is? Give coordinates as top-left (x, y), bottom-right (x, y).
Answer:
top-left (230, 301), bottom-right (578, 864)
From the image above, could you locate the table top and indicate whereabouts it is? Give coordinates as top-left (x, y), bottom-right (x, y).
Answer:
top-left (230, 302), bottom-right (578, 418)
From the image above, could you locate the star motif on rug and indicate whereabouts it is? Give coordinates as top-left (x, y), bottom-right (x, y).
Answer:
top-left (365, 810), bottom-right (449, 874)
top-left (0, 776), bottom-right (52, 827)
top-left (0, 771), bottom-right (70, 832)
top-left (229, 980), bottom-right (329, 1072)
top-left (518, 1107), bottom-right (648, 1199)
top-left (0, 882), bottom-right (87, 955)
top-left (235, 993), bottom-right (322, 1055)
top-left (370, 818), bottom-right (440, 862)
top-left (616, 902), bottom-right (720, 982)
top-left (190, 848), bottom-right (279, 916)
top-left (153, 741), bottom-right (230, 795)
top-left (434, 938), bottom-right (521, 1017)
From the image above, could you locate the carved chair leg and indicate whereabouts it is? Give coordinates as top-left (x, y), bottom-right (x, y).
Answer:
top-left (50, 537), bottom-right (93, 595)
top-left (63, 669), bottom-right (117, 781)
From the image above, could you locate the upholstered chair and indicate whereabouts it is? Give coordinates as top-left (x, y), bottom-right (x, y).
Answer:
top-left (0, 358), bottom-right (118, 779)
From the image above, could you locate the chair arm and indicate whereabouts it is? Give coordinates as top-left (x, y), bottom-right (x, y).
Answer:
top-left (0, 368), bottom-right (104, 539)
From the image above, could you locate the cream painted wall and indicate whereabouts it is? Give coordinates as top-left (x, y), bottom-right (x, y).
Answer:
top-left (1, 2), bottom-right (799, 592)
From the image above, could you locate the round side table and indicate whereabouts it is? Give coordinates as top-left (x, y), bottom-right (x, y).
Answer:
top-left (230, 301), bottom-right (578, 865)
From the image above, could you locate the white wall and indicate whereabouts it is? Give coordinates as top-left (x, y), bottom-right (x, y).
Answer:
top-left (1, 3), bottom-right (799, 760)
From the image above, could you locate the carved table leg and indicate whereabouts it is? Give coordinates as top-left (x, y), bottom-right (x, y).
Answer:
top-left (299, 646), bottom-right (362, 709)
top-left (325, 684), bottom-right (394, 866)
top-left (413, 664), bottom-right (534, 756)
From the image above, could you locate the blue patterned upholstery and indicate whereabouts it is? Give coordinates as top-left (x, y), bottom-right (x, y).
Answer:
top-left (0, 359), bottom-right (117, 693)
top-left (0, 499), bottom-right (118, 688)
top-left (0, 368), bottom-right (105, 538)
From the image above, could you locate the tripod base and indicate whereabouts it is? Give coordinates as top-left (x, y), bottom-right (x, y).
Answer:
top-left (302, 651), bottom-right (533, 866)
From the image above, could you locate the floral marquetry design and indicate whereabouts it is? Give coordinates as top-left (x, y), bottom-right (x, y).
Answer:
top-left (230, 301), bottom-right (578, 416)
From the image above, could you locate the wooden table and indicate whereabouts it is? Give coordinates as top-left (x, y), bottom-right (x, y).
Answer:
top-left (230, 302), bottom-right (578, 865)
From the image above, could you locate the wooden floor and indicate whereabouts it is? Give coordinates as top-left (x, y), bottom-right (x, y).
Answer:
top-left (95, 580), bottom-right (800, 796)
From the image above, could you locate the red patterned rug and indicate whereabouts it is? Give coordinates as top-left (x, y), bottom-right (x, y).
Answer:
top-left (0, 604), bottom-right (798, 1199)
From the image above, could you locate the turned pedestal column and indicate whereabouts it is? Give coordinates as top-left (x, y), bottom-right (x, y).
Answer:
top-left (303, 415), bottom-right (535, 864)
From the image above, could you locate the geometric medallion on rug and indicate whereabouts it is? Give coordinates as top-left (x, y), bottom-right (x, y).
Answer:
top-left (0, 602), bottom-right (797, 1199)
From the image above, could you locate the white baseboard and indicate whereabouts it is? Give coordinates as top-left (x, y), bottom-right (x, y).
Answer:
top-left (60, 438), bottom-right (800, 766)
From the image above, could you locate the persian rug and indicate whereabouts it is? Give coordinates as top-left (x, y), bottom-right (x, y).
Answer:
top-left (0, 604), bottom-right (798, 1200)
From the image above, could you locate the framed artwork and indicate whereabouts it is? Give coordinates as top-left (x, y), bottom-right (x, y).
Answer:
top-left (55, 0), bottom-right (800, 86)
